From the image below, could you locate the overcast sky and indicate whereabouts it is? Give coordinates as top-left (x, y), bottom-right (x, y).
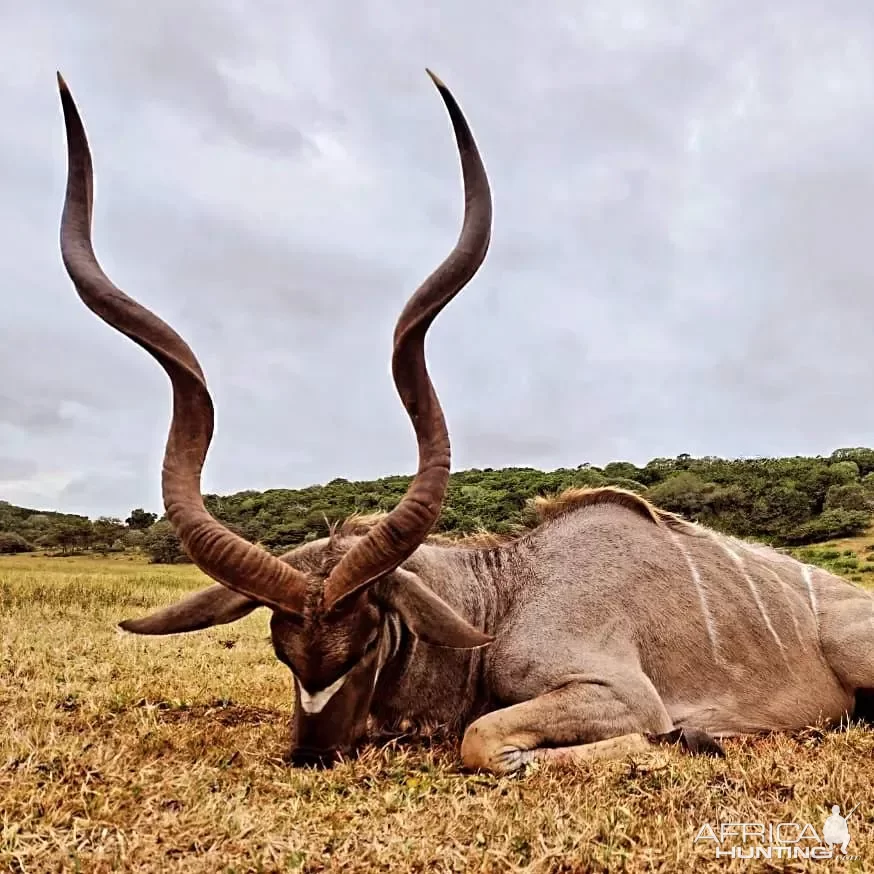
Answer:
top-left (4, 1), bottom-right (874, 518)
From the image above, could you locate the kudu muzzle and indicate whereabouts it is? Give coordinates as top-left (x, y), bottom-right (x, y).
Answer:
top-left (288, 655), bottom-right (381, 768)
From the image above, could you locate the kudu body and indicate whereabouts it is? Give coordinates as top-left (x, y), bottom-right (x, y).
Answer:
top-left (55, 71), bottom-right (874, 775)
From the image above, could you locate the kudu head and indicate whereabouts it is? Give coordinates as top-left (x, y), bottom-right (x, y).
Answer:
top-left (56, 69), bottom-right (493, 765)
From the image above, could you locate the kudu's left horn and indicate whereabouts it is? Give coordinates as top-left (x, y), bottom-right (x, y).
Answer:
top-left (57, 72), bottom-right (310, 615)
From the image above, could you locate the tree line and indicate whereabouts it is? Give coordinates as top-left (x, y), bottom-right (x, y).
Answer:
top-left (3, 447), bottom-right (874, 562)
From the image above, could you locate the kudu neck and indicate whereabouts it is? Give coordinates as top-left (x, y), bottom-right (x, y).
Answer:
top-left (401, 541), bottom-right (519, 635)
top-left (368, 543), bottom-right (517, 734)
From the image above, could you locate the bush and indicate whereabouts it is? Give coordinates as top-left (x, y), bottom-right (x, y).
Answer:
top-left (795, 547), bottom-right (841, 566)
top-left (645, 473), bottom-right (741, 520)
top-left (824, 483), bottom-right (870, 512)
top-left (0, 532), bottom-right (35, 554)
top-left (780, 509), bottom-right (872, 545)
top-left (143, 522), bottom-right (191, 565)
top-left (122, 529), bottom-right (146, 549)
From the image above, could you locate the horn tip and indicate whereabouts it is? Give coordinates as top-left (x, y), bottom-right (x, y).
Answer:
top-left (56, 71), bottom-right (69, 93)
top-left (425, 68), bottom-right (447, 90)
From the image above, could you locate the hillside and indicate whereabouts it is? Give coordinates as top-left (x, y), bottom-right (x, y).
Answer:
top-left (4, 447), bottom-right (874, 563)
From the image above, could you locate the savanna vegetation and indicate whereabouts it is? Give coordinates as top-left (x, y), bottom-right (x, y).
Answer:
top-left (5, 447), bottom-right (874, 565)
top-left (6, 449), bottom-right (874, 870)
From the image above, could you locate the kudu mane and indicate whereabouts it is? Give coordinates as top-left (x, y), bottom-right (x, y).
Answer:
top-left (528, 486), bottom-right (690, 530)
top-left (332, 485), bottom-right (700, 553)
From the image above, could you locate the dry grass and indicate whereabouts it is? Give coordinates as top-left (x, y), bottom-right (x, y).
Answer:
top-left (3, 554), bottom-right (874, 872)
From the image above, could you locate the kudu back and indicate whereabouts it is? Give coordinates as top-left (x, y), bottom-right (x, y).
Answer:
top-left (55, 71), bottom-right (874, 773)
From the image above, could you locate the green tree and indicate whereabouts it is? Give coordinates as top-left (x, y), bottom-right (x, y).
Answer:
top-left (824, 483), bottom-right (870, 512)
top-left (42, 519), bottom-right (94, 554)
top-left (92, 517), bottom-right (126, 554)
top-left (121, 528), bottom-right (146, 549)
top-left (0, 532), bottom-right (35, 554)
top-left (831, 447), bottom-right (874, 476)
top-left (126, 508), bottom-right (158, 530)
top-left (143, 522), bottom-right (191, 564)
top-left (781, 510), bottom-right (871, 545)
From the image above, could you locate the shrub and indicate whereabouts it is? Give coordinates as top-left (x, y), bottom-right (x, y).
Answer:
top-left (779, 509), bottom-right (872, 545)
top-left (0, 532), bottom-right (35, 554)
top-left (825, 483), bottom-right (870, 512)
top-left (818, 549), bottom-right (842, 560)
top-left (143, 522), bottom-right (191, 565)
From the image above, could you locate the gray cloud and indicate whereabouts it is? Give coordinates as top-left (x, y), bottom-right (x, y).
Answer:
top-left (0, 457), bottom-right (39, 482)
top-left (5, 0), bottom-right (874, 517)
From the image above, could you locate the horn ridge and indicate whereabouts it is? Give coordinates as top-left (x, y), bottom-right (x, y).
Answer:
top-left (56, 74), bottom-right (309, 615)
top-left (323, 70), bottom-right (493, 610)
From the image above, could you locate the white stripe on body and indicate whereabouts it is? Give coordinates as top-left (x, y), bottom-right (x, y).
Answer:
top-left (710, 533), bottom-right (787, 655)
top-left (669, 529), bottom-right (722, 664)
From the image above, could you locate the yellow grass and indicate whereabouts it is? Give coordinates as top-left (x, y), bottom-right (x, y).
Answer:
top-left (3, 554), bottom-right (874, 872)
top-left (812, 525), bottom-right (874, 558)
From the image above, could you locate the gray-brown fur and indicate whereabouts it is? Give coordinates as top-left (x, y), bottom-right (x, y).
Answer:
top-left (53, 69), bottom-right (874, 775)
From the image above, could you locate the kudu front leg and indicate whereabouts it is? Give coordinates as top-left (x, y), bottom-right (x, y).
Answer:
top-left (460, 679), bottom-right (673, 775)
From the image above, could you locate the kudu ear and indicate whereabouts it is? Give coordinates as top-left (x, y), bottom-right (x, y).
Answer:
top-left (381, 568), bottom-right (493, 649)
top-left (119, 584), bottom-right (260, 635)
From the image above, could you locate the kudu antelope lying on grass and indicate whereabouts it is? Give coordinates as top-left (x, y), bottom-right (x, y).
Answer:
top-left (56, 70), bottom-right (874, 775)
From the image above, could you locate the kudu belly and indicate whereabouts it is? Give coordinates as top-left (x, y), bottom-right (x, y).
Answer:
top-left (650, 639), bottom-right (854, 737)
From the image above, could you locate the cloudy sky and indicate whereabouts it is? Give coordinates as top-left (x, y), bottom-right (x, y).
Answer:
top-left (4, 1), bottom-right (874, 518)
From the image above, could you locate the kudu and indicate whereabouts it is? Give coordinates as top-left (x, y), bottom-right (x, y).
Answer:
top-left (56, 70), bottom-right (874, 775)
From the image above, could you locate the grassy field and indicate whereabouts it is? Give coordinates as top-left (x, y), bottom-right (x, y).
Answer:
top-left (3, 553), bottom-right (874, 872)
top-left (788, 526), bottom-right (874, 585)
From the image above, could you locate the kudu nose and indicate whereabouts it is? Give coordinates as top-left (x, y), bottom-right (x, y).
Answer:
top-left (288, 746), bottom-right (342, 769)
